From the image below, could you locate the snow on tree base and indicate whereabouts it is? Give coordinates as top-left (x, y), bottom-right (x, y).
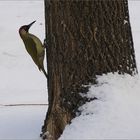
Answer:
top-left (60, 73), bottom-right (140, 139)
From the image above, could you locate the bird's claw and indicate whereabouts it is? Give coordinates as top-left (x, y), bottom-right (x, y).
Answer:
top-left (43, 38), bottom-right (48, 49)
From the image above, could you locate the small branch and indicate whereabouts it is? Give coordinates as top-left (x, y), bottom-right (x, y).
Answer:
top-left (0, 103), bottom-right (48, 107)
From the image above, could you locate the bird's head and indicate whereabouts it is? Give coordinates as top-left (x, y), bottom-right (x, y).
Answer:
top-left (19, 20), bottom-right (36, 37)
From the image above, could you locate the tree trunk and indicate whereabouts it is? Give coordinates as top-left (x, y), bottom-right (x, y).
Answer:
top-left (41, 0), bottom-right (137, 139)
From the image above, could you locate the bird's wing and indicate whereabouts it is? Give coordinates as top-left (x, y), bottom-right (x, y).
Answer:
top-left (28, 34), bottom-right (44, 53)
top-left (28, 34), bottom-right (45, 69)
top-left (23, 36), bottom-right (40, 68)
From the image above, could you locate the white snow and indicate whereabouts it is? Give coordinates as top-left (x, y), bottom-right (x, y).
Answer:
top-left (0, 0), bottom-right (140, 139)
top-left (0, 106), bottom-right (46, 140)
top-left (0, 1), bottom-right (48, 139)
top-left (60, 1), bottom-right (140, 139)
top-left (60, 74), bottom-right (140, 139)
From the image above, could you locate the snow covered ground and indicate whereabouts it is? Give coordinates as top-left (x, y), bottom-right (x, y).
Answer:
top-left (60, 1), bottom-right (140, 139)
top-left (0, 0), bottom-right (140, 140)
top-left (0, 1), bottom-right (47, 139)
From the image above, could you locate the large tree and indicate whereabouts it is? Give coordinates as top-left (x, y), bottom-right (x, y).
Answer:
top-left (41, 0), bottom-right (137, 139)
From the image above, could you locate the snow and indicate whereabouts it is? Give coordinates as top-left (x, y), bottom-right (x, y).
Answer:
top-left (0, 106), bottom-right (46, 140)
top-left (60, 74), bottom-right (140, 139)
top-left (0, 1), bottom-right (47, 139)
top-left (0, 0), bottom-right (140, 139)
top-left (60, 1), bottom-right (140, 139)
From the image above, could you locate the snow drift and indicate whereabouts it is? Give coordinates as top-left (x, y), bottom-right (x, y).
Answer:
top-left (60, 73), bottom-right (140, 139)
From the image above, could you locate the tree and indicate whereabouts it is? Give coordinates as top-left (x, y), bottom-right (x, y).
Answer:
top-left (41, 0), bottom-right (137, 139)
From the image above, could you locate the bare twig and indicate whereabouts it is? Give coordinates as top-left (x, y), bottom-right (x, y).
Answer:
top-left (0, 103), bottom-right (48, 107)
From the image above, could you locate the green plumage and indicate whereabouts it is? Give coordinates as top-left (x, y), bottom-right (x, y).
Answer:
top-left (19, 22), bottom-right (48, 78)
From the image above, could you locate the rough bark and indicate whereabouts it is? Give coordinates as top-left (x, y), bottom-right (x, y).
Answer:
top-left (41, 0), bottom-right (137, 139)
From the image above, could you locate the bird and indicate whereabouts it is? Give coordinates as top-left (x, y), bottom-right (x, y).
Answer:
top-left (19, 21), bottom-right (48, 78)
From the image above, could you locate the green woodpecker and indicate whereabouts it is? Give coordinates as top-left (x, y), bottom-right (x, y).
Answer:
top-left (19, 21), bottom-right (48, 78)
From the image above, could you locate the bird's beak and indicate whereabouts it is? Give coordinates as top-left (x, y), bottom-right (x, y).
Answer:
top-left (28, 20), bottom-right (36, 28)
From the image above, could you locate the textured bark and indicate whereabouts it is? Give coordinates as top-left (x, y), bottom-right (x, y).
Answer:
top-left (41, 0), bottom-right (137, 139)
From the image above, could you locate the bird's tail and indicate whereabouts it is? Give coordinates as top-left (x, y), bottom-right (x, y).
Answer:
top-left (41, 67), bottom-right (48, 79)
